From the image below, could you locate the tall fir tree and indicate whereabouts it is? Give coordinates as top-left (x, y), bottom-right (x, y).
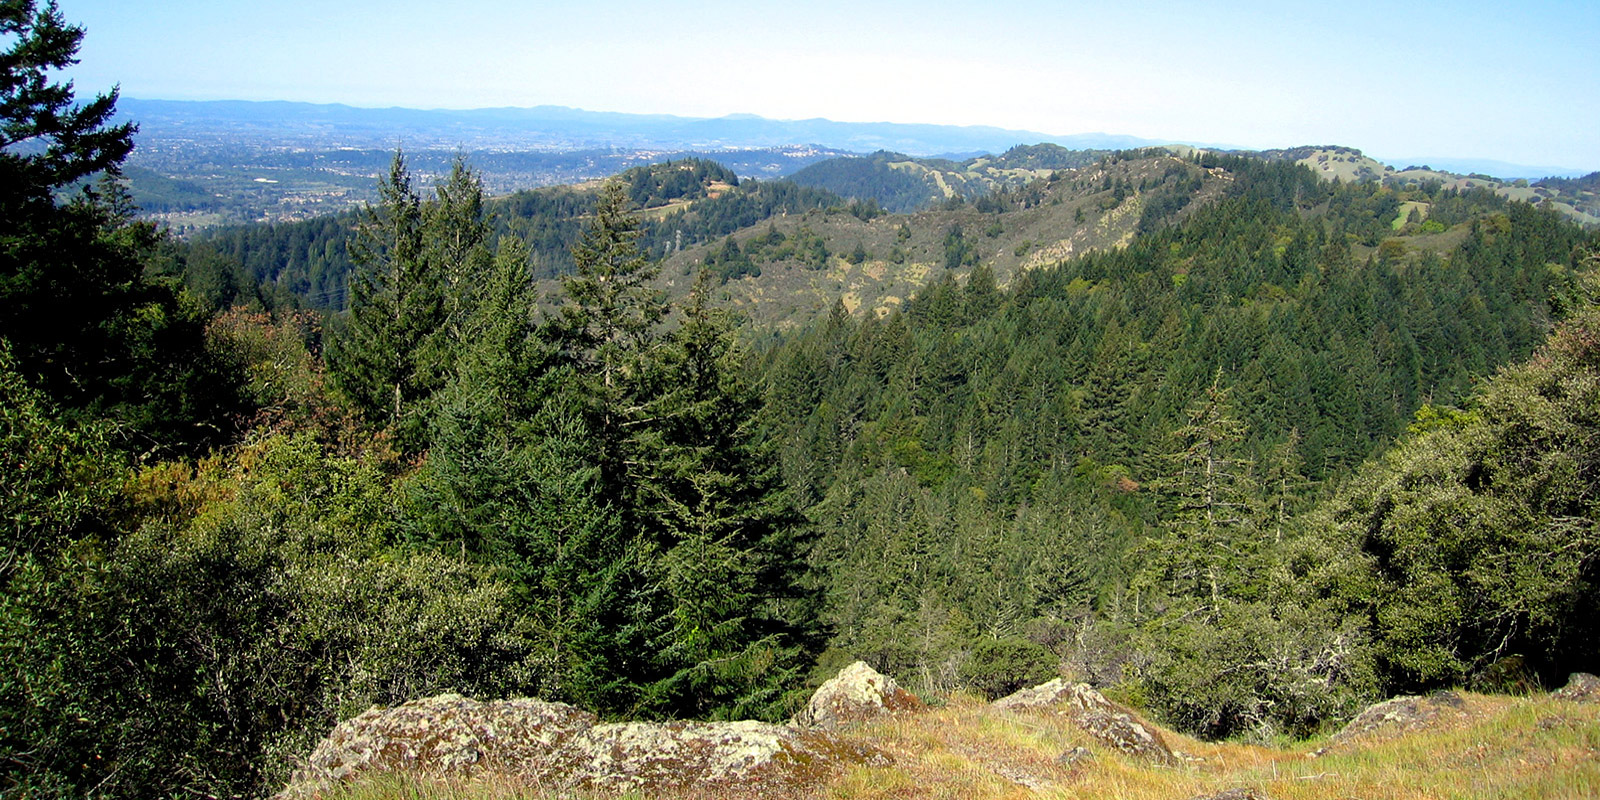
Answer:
top-left (0, 0), bottom-right (237, 452)
top-left (1141, 371), bottom-right (1261, 608)
top-left (330, 151), bottom-right (438, 447)
top-left (331, 151), bottom-right (496, 451)
top-left (558, 180), bottom-right (668, 494)
top-left (635, 272), bottom-right (820, 719)
top-left (425, 155), bottom-right (492, 352)
top-left (406, 232), bottom-right (640, 707)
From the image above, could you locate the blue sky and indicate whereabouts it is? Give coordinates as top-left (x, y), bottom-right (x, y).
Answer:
top-left (58, 0), bottom-right (1600, 170)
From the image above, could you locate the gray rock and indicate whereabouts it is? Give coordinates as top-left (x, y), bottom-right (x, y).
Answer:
top-left (1313, 692), bottom-right (1468, 756)
top-left (278, 694), bottom-right (596, 798)
top-left (1188, 789), bottom-right (1273, 800)
top-left (566, 719), bottom-right (889, 795)
top-left (1056, 745), bottom-right (1094, 769)
top-left (993, 679), bottom-right (1174, 765)
top-left (1553, 672), bottom-right (1600, 703)
top-left (793, 660), bottom-right (923, 730)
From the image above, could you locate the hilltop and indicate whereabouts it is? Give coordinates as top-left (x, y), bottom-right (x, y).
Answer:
top-left (792, 144), bottom-right (1600, 228)
top-left (1240, 145), bottom-right (1600, 226)
top-left (785, 145), bottom-right (1113, 212)
top-left (659, 149), bottom-right (1227, 327)
top-left (297, 671), bottom-right (1600, 800)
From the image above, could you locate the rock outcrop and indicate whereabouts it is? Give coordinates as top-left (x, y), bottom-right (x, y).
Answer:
top-left (793, 660), bottom-right (923, 729)
top-left (1552, 672), bottom-right (1600, 703)
top-left (279, 692), bottom-right (887, 799)
top-left (1187, 789), bottom-right (1274, 800)
top-left (1313, 691), bottom-right (1467, 756)
top-left (281, 694), bottom-right (595, 795)
top-left (993, 679), bottom-right (1174, 765)
top-left (567, 719), bottom-right (887, 796)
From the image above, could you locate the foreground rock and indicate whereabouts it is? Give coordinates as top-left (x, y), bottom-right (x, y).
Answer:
top-left (279, 694), bottom-right (886, 799)
top-left (281, 694), bottom-right (596, 795)
top-left (1188, 790), bottom-right (1274, 800)
top-left (1552, 672), bottom-right (1600, 703)
top-left (1313, 691), bottom-right (1467, 756)
top-left (793, 660), bottom-right (924, 729)
top-left (993, 679), bottom-right (1174, 765)
top-left (568, 719), bottom-right (887, 796)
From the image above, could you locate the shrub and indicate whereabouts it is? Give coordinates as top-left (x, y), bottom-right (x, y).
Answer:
top-left (959, 637), bottom-right (1058, 699)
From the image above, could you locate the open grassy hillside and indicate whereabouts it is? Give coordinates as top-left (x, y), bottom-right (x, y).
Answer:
top-left (657, 151), bottom-right (1228, 328)
top-left (1248, 146), bottom-right (1600, 227)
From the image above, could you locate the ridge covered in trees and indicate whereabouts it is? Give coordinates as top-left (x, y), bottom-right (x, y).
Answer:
top-left (787, 144), bottom-right (1110, 212)
top-left (188, 157), bottom-right (847, 310)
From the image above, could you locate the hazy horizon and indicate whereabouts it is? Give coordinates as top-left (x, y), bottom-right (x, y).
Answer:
top-left (61, 0), bottom-right (1600, 171)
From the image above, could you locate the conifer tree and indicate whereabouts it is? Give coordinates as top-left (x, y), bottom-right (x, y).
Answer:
top-left (636, 272), bottom-right (819, 718)
top-left (405, 232), bottom-right (643, 708)
top-left (426, 156), bottom-right (492, 351)
top-left (0, 0), bottom-right (236, 452)
top-left (332, 152), bottom-right (498, 451)
top-left (0, 0), bottom-right (134, 213)
top-left (558, 180), bottom-right (668, 492)
top-left (1145, 371), bottom-right (1261, 606)
top-left (330, 151), bottom-right (439, 447)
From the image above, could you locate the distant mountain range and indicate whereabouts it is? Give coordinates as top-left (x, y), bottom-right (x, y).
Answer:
top-left (118, 98), bottom-right (1592, 181)
top-left (115, 98), bottom-right (1161, 158)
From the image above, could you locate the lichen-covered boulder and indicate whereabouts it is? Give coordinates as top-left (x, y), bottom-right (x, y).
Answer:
top-left (568, 719), bottom-right (889, 796)
top-left (993, 679), bottom-right (1173, 765)
top-left (794, 661), bottom-right (923, 729)
top-left (1188, 789), bottom-right (1274, 800)
top-left (1312, 691), bottom-right (1466, 756)
top-left (1553, 672), bottom-right (1600, 703)
top-left (278, 694), bottom-right (597, 798)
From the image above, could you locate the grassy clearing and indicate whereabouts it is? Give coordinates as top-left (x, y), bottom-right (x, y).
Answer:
top-left (1392, 200), bottom-right (1430, 230)
top-left (823, 692), bottom-right (1600, 800)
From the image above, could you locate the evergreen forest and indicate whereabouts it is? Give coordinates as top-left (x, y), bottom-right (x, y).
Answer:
top-left (4, 4), bottom-right (1600, 797)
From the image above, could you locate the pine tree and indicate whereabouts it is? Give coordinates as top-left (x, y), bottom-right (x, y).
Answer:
top-left (1139, 371), bottom-right (1262, 609)
top-left (0, 0), bottom-right (237, 452)
top-left (636, 272), bottom-right (819, 718)
top-left (558, 180), bottom-right (667, 491)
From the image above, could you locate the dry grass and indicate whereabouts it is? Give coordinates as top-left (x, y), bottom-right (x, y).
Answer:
top-left (319, 692), bottom-right (1600, 800)
top-left (824, 692), bottom-right (1600, 800)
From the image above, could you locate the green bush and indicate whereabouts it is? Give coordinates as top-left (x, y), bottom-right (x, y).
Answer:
top-left (1131, 599), bottom-right (1372, 741)
top-left (959, 636), bottom-right (1058, 699)
top-left (4, 431), bottom-right (535, 798)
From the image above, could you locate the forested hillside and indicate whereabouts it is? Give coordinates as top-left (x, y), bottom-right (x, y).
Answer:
top-left (787, 144), bottom-right (1109, 212)
top-left (757, 162), bottom-right (1596, 737)
top-left (5, 5), bottom-right (1600, 797)
top-left (190, 157), bottom-right (847, 309)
